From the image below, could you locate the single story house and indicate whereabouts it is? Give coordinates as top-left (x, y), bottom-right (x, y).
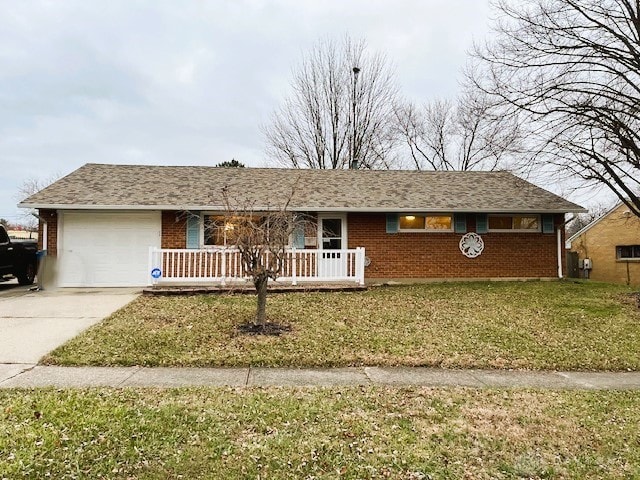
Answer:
top-left (20, 163), bottom-right (585, 288)
top-left (567, 203), bottom-right (640, 285)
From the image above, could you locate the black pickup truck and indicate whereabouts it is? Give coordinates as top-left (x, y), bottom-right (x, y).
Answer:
top-left (0, 225), bottom-right (37, 285)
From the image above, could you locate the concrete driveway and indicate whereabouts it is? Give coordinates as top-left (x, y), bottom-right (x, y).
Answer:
top-left (0, 285), bottom-right (139, 364)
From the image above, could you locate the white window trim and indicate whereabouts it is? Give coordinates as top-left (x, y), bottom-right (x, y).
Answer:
top-left (487, 214), bottom-right (541, 233)
top-left (317, 213), bottom-right (348, 249)
top-left (397, 213), bottom-right (454, 233)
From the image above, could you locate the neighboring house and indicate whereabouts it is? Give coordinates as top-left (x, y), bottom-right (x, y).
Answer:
top-left (19, 163), bottom-right (585, 288)
top-left (7, 230), bottom-right (38, 240)
top-left (567, 203), bottom-right (640, 285)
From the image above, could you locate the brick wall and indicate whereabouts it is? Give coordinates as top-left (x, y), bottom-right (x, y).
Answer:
top-left (37, 209), bottom-right (58, 256)
top-left (348, 213), bottom-right (564, 279)
top-left (570, 204), bottom-right (640, 285)
top-left (161, 211), bottom-right (187, 248)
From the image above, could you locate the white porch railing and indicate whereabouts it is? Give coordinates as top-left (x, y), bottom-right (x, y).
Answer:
top-left (148, 247), bottom-right (366, 286)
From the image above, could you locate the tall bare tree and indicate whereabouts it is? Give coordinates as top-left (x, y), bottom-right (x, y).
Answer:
top-left (263, 36), bottom-right (399, 170)
top-left (471, 0), bottom-right (640, 216)
top-left (394, 88), bottom-right (522, 171)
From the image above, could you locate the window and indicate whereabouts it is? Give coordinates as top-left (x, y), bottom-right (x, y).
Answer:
top-left (488, 215), bottom-right (539, 232)
top-left (617, 245), bottom-right (640, 260)
top-left (203, 215), bottom-right (230, 246)
top-left (398, 214), bottom-right (452, 231)
top-left (203, 214), bottom-right (292, 247)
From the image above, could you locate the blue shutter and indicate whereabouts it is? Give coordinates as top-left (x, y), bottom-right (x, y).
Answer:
top-left (542, 214), bottom-right (554, 234)
top-left (186, 214), bottom-right (200, 248)
top-left (476, 214), bottom-right (488, 234)
top-left (292, 224), bottom-right (305, 248)
top-left (386, 214), bottom-right (399, 233)
top-left (454, 213), bottom-right (467, 234)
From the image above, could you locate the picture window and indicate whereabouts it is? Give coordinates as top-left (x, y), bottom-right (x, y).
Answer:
top-left (398, 215), bottom-right (452, 231)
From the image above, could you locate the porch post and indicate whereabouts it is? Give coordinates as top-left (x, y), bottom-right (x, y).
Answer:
top-left (221, 249), bottom-right (227, 286)
top-left (356, 247), bottom-right (365, 286)
top-left (291, 248), bottom-right (297, 286)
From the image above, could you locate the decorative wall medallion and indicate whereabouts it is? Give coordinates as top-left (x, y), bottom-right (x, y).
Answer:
top-left (459, 232), bottom-right (484, 258)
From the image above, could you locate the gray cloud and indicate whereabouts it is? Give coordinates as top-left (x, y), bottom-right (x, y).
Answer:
top-left (0, 0), bottom-right (493, 221)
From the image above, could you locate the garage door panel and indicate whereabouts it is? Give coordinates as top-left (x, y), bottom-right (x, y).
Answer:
top-left (60, 212), bottom-right (161, 287)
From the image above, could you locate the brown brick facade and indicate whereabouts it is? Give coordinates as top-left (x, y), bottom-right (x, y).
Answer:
top-left (37, 209), bottom-right (58, 256)
top-left (347, 213), bottom-right (565, 279)
top-left (46, 209), bottom-right (562, 281)
top-left (570, 204), bottom-right (640, 285)
top-left (161, 211), bottom-right (188, 248)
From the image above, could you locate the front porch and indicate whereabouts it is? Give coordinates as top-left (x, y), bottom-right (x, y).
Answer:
top-left (148, 247), bottom-right (366, 287)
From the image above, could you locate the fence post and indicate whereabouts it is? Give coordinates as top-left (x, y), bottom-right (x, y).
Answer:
top-left (221, 249), bottom-right (227, 286)
top-left (356, 247), bottom-right (365, 286)
top-left (291, 248), bottom-right (297, 286)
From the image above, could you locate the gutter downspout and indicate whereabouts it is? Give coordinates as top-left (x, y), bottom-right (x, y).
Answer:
top-left (32, 213), bottom-right (47, 251)
top-left (557, 228), bottom-right (562, 279)
top-left (32, 213), bottom-right (47, 290)
top-left (556, 214), bottom-right (575, 279)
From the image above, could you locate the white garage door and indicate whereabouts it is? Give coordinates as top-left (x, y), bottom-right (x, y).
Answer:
top-left (59, 211), bottom-right (161, 287)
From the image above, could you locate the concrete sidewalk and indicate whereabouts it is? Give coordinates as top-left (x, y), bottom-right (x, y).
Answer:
top-left (2, 364), bottom-right (640, 390)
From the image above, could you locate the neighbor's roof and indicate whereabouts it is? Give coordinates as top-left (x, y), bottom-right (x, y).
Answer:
top-left (19, 163), bottom-right (586, 213)
top-left (565, 202), bottom-right (629, 247)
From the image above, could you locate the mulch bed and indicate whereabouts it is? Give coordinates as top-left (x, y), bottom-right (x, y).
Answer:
top-left (235, 321), bottom-right (293, 336)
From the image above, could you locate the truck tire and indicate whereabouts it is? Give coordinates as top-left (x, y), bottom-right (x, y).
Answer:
top-left (17, 262), bottom-right (36, 285)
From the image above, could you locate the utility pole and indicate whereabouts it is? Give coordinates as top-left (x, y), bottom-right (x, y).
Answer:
top-left (351, 66), bottom-right (360, 169)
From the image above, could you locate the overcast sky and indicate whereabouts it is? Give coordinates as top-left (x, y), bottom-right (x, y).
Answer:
top-left (0, 0), bottom-right (513, 222)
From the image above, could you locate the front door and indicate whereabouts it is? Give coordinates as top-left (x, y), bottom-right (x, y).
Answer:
top-left (318, 215), bottom-right (347, 278)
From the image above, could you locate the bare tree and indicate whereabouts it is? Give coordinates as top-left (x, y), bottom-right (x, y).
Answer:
top-left (471, 0), bottom-right (640, 216)
top-left (263, 36), bottom-right (399, 170)
top-left (215, 185), bottom-right (308, 329)
top-left (394, 88), bottom-right (522, 171)
top-left (16, 174), bottom-right (61, 230)
top-left (566, 202), bottom-right (612, 237)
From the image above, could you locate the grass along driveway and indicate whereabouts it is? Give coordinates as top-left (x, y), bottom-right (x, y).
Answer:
top-left (1, 387), bottom-right (639, 479)
top-left (44, 281), bottom-right (640, 370)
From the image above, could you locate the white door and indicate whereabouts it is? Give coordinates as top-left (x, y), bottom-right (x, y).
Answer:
top-left (318, 215), bottom-right (347, 279)
top-left (59, 211), bottom-right (161, 287)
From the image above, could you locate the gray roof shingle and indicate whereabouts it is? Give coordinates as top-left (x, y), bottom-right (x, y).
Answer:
top-left (19, 163), bottom-right (586, 213)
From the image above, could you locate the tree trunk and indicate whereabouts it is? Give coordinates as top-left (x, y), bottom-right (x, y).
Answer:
top-left (254, 274), bottom-right (268, 327)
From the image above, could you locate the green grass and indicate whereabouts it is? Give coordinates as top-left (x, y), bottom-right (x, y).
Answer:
top-left (44, 281), bottom-right (640, 370)
top-left (1, 387), bottom-right (639, 479)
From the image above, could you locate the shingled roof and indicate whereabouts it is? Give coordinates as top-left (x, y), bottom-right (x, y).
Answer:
top-left (20, 163), bottom-right (585, 213)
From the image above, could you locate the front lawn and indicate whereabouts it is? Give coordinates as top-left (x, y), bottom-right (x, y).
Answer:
top-left (1, 387), bottom-right (639, 479)
top-left (43, 281), bottom-right (640, 370)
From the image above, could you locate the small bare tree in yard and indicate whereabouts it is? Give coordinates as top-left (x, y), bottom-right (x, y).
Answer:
top-left (217, 185), bottom-right (306, 333)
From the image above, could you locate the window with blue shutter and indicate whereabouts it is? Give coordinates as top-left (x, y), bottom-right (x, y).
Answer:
top-left (476, 214), bottom-right (488, 234)
top-left (386, 213), bottom-right (399, 233)
top-left (186, 214), bottom-right (200, 248)
top-left (542, 214), bottom-right (554, 234)
top-left (453, 213), bottom-right (467, 234)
